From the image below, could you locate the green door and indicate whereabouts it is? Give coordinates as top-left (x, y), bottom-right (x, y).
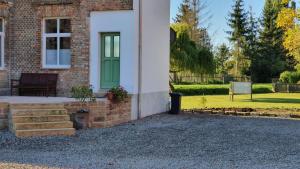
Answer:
top-left (101, 33), bottom-right (120, 89)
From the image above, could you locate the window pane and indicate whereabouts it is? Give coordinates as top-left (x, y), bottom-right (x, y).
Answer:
top-left (114, 36), bottom-right (120, 58)
top-left (46, 37), bottom-right (57, 65)
top-left (0, 19), bottom-right (3, 32)
top-left (105, 36), bottom-right (111, 58)
top-left (45, 19), bottom-right (57, 33)
top-left (59, 37), bottom-right (71, 65)
top-left (60, 19), bottom-right (71, 33)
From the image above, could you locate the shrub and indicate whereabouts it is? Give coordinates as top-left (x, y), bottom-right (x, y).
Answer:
top-left (252, 84), bottom-right (273, 94)
top-left (174, 85), bottom-right (228, 95)
top-left (207, 79), bottom-right (224, 84)
top-left (71, 85), bottom-right (96, 103)
top-left (173, 84), bottom-right (273, 96)
top-left (280, 71), bottom-right (300, 84)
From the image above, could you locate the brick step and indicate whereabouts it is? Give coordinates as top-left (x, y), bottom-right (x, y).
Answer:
top-left (10, 103), bottom-right (65, 110)
top-left (13, 121), bottom-right (73, 130)
top-left (12, 115), bottom-right (70, 123)
top-left (15, 128), bottom-right (75, 137)
top-left (11, 109), bottom-right (68, 116)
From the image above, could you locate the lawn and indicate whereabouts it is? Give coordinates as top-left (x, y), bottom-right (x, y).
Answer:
top-left (182, 93), bottom-right (300, 110)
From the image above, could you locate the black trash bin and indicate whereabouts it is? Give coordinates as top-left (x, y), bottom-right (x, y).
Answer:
top-left (169, 93), bottom-right (182, 114)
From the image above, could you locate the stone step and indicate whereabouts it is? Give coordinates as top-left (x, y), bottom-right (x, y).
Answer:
top-left (15, 128), bottom-right (75, 137)
top-left (10, 103), bottom-right (65, 110)
top-left (11, 109), bottom-right (68, 116)
top-left (14, 121), bottom-right (73, 130)
top-left (12, 115), bottom-right (70, 123)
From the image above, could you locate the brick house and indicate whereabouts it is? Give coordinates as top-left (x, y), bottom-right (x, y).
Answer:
top-left (0, 0), bottom-right (171, 119)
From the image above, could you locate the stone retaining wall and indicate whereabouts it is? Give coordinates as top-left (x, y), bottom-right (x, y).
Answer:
top-left (185, 108), bottom-right (300, 120)
top-left (0, 98), bottom-right (131, 131)
top-left (0, 103), bottom-right (8, 129)
top-left (64, 98), bottom-right (131, 129)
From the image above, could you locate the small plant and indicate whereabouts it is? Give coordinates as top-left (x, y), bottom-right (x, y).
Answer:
top-left (107, 86), bottom-right (128, 102)
top-left (200, 94), bottom-right (207, 108)
top-left (71, 85), bottom-right (96, 103)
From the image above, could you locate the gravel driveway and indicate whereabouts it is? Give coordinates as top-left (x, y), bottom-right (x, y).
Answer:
top-left (0, 114), bottom-right (300, 169)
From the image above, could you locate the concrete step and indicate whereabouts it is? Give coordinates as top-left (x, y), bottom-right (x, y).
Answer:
top-left (10, 103), bottom-right (65, 110)
top-left (15, 128), bottom-right (75, 137)
top-left (14, 121), bottom-right (73, 130)
top-left (12, 115), bottom-right (70, 123)
top-left (11, 109), bottom-right (68, 116)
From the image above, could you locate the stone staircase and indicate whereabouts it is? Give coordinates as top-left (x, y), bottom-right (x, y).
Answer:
top-left (8, 103), bottom-right (75, 137)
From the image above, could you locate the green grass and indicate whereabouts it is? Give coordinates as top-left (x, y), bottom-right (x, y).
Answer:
top-left (174, 83), bottom-right (273, 96)
top-left (182, 93), bottom-right (300, 110)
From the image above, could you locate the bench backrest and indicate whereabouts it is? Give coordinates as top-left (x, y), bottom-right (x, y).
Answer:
top-left (20, 73), bottom-right (58, 87)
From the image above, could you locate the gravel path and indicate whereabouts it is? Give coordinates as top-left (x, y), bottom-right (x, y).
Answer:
top-left (0, 114), bottom-right (300, 169)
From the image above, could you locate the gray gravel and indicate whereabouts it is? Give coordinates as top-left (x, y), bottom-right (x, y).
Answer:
top-left (0, 114), bottom-right (300, 169)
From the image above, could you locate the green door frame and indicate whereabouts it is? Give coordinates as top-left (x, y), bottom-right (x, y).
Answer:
top-left (100, 32), bottom-right (120, 89)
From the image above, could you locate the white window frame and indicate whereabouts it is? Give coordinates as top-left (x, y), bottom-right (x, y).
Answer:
top-left (0, 18), bottom-right (5, 70)
top-left (42, 17), bottom-right (71, 69)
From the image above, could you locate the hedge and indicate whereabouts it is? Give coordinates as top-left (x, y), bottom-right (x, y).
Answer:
top-left (173, 84), bottom-right (273, 96)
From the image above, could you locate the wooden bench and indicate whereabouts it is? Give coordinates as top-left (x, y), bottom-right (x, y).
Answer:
top-left (11, 73), bottom-right (58, 97)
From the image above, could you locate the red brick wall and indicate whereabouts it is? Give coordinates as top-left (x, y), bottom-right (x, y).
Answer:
top-left (1, 0), bottom-right (133, 96)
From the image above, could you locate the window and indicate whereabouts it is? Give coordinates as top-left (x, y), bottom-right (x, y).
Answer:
top-left (43, 18), bottom-right (71, 68)
top-left (0, 18), bottom-right (4, 68)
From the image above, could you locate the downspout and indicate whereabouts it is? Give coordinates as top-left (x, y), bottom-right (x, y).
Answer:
top-left (137, 0), bottom-right (143, 119)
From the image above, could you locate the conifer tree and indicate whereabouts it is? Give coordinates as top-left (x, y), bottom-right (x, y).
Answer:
top-left (227, 0), bottom-right (249, 76)
top-left (245, 8), bottom-right (260, 80)
top-left (257, 0), bottom-right (287, 82)
top-left (215, 44), bottom-right (230, 75)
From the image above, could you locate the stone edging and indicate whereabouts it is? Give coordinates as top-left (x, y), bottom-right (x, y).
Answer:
top-left (183, 108), bottom-right (300, 120)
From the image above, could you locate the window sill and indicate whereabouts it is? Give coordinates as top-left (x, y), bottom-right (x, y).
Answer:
top-left (42, 65), bottom-right (71, 70)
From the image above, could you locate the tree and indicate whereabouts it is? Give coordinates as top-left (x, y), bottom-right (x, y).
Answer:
top-left (257, 0), bottom-right (287, 82)
top-left (215, 44), bottom-right (230, 75)
top-left (170, 23), bottom-right (215, 81)
top-left (227, 0), bottom-right (249, 76)
top-left (175, 0), bottom-right (212, 48)
top-left (244, 8), bottom-right (260, 80)
top-left (227, 0), bottom-right (248, 43)
top-left (170, 23), bottom-right (198, 73)
top-left (277, 0), bottom-right (300, 70)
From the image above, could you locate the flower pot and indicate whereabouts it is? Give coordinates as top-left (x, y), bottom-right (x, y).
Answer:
top-left (73, 109), bottom-right (90, 130)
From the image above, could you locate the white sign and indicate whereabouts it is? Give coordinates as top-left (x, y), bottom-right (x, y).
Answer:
top-left (230, 82), bottom-right (253, 101)
top-left (231, 82), bottom-right (252, 94)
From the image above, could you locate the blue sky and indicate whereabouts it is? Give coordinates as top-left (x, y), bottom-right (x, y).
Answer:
top-left (170, 0), bottom-right (265, 47)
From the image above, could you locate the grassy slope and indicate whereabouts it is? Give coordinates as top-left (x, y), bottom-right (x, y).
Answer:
top-left (182, 93), bottom-right (300, 110)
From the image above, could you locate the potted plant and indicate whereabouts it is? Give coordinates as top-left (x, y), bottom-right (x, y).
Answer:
top-left (106, 86), bottom-right (128, 103)
top-left (71, 85), bottom-right (96, 130)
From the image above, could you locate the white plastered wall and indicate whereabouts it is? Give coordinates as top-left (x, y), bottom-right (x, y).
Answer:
top-left (139, 0), bottom-right (171, 117)
top-left (90, 0), bottom-right (171, 119)
top-left (89, 11), bottom-right (139, 95)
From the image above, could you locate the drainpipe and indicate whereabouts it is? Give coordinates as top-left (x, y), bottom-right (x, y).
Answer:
top-left (137, 0), bottom-right (143, 119)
